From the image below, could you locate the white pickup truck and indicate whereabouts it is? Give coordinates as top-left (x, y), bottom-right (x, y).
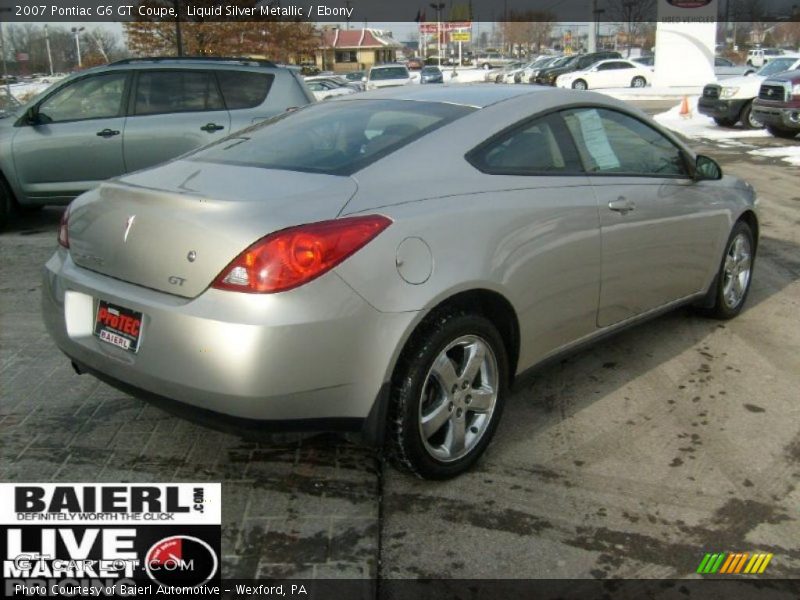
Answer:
top-left (698, 54), bottom-right (800, 128)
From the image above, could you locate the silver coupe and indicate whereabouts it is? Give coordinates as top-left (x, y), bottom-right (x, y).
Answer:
top-left (42, 85), bottom-right (758, 479)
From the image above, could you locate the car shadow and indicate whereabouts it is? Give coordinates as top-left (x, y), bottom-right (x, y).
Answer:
top-left (3, 206), bottom-right (64, 235)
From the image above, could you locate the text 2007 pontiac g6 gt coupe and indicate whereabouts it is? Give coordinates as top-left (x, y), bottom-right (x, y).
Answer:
top-left (43, 86), bottom-right (757, 479)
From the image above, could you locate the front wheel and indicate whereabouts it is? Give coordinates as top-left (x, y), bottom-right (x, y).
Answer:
top-left (631, 76), bottom-right (646, 88)
top-left (482, 63), bottom-right (491, 70)
top-left (713, 117), bottom-right (737, 127)
top-left (572, 79), bottom-right (588, 90)
top-left (766, 125), bottom-right (798, 139)
top-left (388, 309), bottom-right (508, 479)
top-left (700, 221), bottom-right (755, 320)
top-left (740, 101), bottom-right (763, 130)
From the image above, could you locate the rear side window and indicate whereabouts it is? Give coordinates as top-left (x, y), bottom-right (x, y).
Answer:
top-left (216, 71), bottom-right (273, 110)
top-left (134, 71), bottom-right (224, 116)
top-left (190, 99), bottom-right (474, 176)
top-left (371, 67), bottom-right (409, 80)
top-left (468, 115), bottom-right (579, 175)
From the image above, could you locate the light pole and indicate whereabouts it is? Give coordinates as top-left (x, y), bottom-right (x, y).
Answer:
top-left (430, 2), bottom-right (445, 67)
top-left (44, 25), bottom-right (53, 76)
top-left (71, 27), bottom-right (85, 68)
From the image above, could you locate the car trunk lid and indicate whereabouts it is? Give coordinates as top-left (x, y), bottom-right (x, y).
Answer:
top-left (68, 160), bottom-right (358, 298)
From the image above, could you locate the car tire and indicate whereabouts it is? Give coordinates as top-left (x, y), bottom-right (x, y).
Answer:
top-left (0, 177), bottom-right (14, 232)
top-left (631, 76), bottom-right (647, 88)
top-left (387, 308), bottom-right (509, 479)
top-left (482, 63), bottom-right (491, 70)
top-left (699, 221), bottom-right (755, 320)
top-left (572, 79), bottom-right (588, 90)
top-left (740, 101), bottom-right (763, 130)
top-left (765, 125), bottom-right (798, 139)
top-left (713, 117), bottom-right (738, 127)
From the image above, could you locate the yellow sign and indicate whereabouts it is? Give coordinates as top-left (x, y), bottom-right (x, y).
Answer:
top-left (451, 31), bottom-right (471, 42)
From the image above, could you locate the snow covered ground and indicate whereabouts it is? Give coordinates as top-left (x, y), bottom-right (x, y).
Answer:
top-left (653, 96), bottom-right (770, 140)
top-left (7, 78), bottom-right (64, 102)
top-left (652, 96), bottom-right (799, 168)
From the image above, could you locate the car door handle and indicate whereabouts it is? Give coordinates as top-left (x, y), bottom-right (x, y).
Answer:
top-left (96, 128), bottom-right (120, 138)
top-left (200, 123), bottom-right (225, 133)
top-left (608, 197), bottom-right (636, 214)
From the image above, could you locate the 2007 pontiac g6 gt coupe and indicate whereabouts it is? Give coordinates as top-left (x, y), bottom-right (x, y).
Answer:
top-left (43, 85), bottom-right (758, 479)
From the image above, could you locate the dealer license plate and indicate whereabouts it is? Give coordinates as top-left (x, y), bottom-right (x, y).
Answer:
top-left (93, 300), bottom-right (143, 353)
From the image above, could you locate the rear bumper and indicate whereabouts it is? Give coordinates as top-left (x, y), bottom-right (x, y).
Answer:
top-left (698, 97), bottom-right (748, 121)
top-left (42, 249), bottom-right (417, 425)
top-left (751, 103), bottom-right (800, 130)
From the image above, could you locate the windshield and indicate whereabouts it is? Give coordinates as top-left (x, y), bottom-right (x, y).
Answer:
top-left (758, 58), bottom-right (798, 76)
top-left (370, 67), bottom-right (409, 80)
top-left (552, 56), bottom-right (575, 68)
top-left (190, 99), bottom-right (475, 176)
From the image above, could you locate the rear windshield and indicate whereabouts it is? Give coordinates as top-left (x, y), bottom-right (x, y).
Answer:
top-left (371, 67), bottom-right (409, 80)
top-left (758, 57), bottom-right (797, 76)
top-left (190, 99), bottom-right (475, 176)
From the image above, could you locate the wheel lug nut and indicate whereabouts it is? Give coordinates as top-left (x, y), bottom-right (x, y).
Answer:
top-left (456, 408), bottom-right (463, 418)
top-left (451, 385), bottom-right (457, 394)
top-left (448, 402), bottom-right (454, 412)
top-left (462, 381), bottom-right (469, 389)
top-left (465, 395), bottom-right (472, 404)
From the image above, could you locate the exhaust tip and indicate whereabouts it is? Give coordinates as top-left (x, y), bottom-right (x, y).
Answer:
top-left (71, 361), bottom-right (85, 375)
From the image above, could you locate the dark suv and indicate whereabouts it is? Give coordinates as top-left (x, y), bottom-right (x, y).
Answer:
top-left (534, 51), bottom-right (622, 85)
top-left (752, 69), bottom-right (800, 138)
top-left (0, 57), bottom-right (315, 229)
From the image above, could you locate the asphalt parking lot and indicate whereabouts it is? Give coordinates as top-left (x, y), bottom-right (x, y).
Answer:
top-left (1, 103), bottom-right (799, 584)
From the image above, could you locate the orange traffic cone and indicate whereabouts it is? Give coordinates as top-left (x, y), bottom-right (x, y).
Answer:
top-left (679, 96), bottom-right (692, 119)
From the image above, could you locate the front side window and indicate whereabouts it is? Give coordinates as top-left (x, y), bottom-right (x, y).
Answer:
top-left (38, 73), bottom-right (127, 123)
top-left (468, 115), bottom-right (579, 175)
top-left (134, 70), bottom-right (224, 116)
top-left (191, 99), bottom-right (474, 175)
top-left (562, 108), bottom-right (688, 177)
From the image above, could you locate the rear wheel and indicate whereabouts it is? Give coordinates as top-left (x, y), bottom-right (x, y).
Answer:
top-left (572, 79), bottom-right (588, 90)
top-left (766, 125), bottom-right (798, 139)
top-left (700, 221), bottom-right (754, 320)
top-left (713, 117), bottom-right (737, 127)
top-left (631, 76), bottom-right (647, 88)
top-left (388, 309), bottom-right (508, 479)
top-left (740, 101), bottom-right (763, 130)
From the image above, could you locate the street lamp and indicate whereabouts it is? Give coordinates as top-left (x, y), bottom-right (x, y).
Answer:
top-left (71, 27), bottom-right (85, 69)
top-left (430, 2), bottom-right (445, 68)
top-left (44, 25), bottom-right (54, 76)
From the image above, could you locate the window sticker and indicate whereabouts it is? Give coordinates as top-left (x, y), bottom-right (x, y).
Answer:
top-left (574, 109), bottom-right (621, 171)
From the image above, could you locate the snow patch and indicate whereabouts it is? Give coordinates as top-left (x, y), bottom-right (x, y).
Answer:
top-left (653, 96), bottom-right (770, 140)
top-left (748, 146), bottom-right (800, 166)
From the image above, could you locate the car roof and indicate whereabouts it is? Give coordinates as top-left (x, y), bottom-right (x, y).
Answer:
top-left (334, 83), bottom-right (562, 108)
top-left (81, 57), bottom-right (288, 74)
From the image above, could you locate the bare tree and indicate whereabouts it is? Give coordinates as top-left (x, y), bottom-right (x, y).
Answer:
top-left (606, 0), bottom-right (656, 57)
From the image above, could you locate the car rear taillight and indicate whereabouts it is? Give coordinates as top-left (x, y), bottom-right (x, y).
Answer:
top-left (58, 206), bottom-right (70, 248)
top-left (211, 215), bottom-right (392, 294)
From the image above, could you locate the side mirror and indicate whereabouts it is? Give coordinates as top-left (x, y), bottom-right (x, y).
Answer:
top-left (695, 154), bottom-right (722, 180)
top-left (24, 105), bottom-right (40, 125)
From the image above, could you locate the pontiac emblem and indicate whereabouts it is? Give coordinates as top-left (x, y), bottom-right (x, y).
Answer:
top-left (123, 215), bottom-right (136, 243)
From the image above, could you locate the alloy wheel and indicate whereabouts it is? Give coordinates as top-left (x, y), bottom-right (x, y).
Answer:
top-left (417, 335), bottom-right (499, 462)
top-left (722, 233), bottom-right (752, 309)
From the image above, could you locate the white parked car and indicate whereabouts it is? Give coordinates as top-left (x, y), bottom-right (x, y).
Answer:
top-left (365, 65), bottom-right (412, 90)
top-left (306, 80), bottom-right (357, 101)
top-left (556, 59), bottom-right (651, 90)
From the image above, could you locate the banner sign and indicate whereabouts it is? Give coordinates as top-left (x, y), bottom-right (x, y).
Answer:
top-left (418, 22), bottom-right (472, 33)
top-left (1, 483), bottom-right (221, 598)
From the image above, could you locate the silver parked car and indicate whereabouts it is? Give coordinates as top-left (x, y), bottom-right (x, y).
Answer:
top-left (0, 57), bottom-right (314, 229)
top-left (43, 86), bottom-right (758, 479)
